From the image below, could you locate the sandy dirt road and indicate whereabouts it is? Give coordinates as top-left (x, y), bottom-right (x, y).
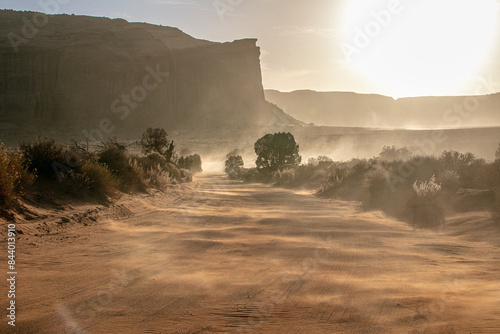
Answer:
top-left (2, 173), bottom-right (500, 333)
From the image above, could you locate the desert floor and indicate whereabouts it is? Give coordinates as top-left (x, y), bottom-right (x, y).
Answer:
top-left (3, 173), bottom-right (500, 333)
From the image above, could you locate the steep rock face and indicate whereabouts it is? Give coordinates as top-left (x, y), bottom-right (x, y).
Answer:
top-left (0, 10), bottom-right (299, 140)
top-left (265, 89), bottom-right (500, 129)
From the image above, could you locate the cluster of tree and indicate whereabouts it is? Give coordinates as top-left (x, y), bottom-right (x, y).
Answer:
top-left (225, 132), bottom-right (301, 179)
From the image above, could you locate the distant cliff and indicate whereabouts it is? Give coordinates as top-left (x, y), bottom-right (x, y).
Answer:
top-left (0, 10), bottom-right (300, 141)
top-left (265, 89), bottom-right (500, 129)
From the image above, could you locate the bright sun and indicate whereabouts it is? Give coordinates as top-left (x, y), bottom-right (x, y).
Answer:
top-left (340, 0), bottom-right (499, 97)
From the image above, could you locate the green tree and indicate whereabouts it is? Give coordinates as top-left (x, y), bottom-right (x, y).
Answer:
top-left (254, 132), bottom-right (301, 172)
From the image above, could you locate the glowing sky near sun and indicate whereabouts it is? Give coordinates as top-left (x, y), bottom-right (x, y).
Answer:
top-left (2, 0), bottom-right (500, 97)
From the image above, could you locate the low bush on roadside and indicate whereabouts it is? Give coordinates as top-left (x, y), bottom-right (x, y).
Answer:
top-left (177, 154), bottom-right (202, 173)
top-left (272, 167), bottom-right (297, 186)
top-left (225, 134), bottom-right (500, 228)
top-left (65, 162), bottom-right (119, 202)
top-left (1, 128), bottom-right (196, 210)
top-left (98, 145), bottom-right (146, 193)
top-left (19, 138), bottom-right (66, 179)
top-left (0, 143), bottom-right (36, 206)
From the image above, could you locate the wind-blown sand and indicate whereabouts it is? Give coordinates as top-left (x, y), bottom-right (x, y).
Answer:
top-left (2, 173), bottom-right (499, 333)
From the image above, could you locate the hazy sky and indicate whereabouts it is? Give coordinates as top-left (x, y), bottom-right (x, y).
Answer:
top-left (2, 0), bottom-right (500, 97)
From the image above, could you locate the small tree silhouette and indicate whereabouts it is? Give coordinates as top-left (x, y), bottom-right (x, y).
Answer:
top-left (254, 132), bottom-right (301, 172)
top-left (225, 155), bottom-right (244, 179)
top-left (178, 154), bottom-right (203, 173)
top-left (140, 128), bottom-right (175, 162)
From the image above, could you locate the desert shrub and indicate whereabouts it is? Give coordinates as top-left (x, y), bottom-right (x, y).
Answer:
top-left (496, 143), bottom-right (500, 161)
top-left (319, 159), bottom-right (373, 201)
top-left (143, 168), bottom-right (170, 190)
top-left (240, 168), bottom-right (271, 183)
top-left (413, 175), bottom-right (442, 198)
top-left (0, 145), bottom-right (36, 206)
top-left (307, 156), bottom-right (333, 167)
top-left (437, 170), bottom-right (460, 190)
top-left (131, 154), bottom-right (167, 173)
top-left (66, 140), bottom-right (96, 166)
top-left (98, 145), bottom-right (146, 193)
top-left (439, 151), bottom-right (486, 188)
top-left (326, 163), bottom-right (353, 185)
top-left (61, 170), bottom-right (93, 194)
top-left (325, 159), bottom-right (371, 188)
top-left (272, 167), bottom-right (297, 186)
top-left (163, 162), bottom-right (192, 183)
top-left (406, 175), bottom-right (444, 229)
top-left (365, 170), bottom-right (394, 209)
top-left (289, 159), bottom-right (332, 187)
top-left (19, 138), bottom-right (66, 179)
top-left (77, 162), bottom-right (118, 201)
top-left (146, 153), bottom-right (168, 169)
top-left (60, 162), bottom-right (118, 201)
top-left (379, 146), bottom-right (411, 161)
top-left (225, 155), bottom-right (244, 179)
top-left (178, 154), bottom-right (202, 173)
top-left (479, 160), bottom-right (500, 192)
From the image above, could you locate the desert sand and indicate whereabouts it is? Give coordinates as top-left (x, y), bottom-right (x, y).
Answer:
top-left (2, 173), bottom-right (500, 333)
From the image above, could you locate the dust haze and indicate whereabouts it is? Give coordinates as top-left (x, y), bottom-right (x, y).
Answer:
top-left (1, 3), bottom-right (500, 334)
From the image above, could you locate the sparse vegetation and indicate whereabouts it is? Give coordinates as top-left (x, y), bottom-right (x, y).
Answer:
top-left (98, 144), bottom-right (146, 193)
top-left (19, 138), bottom-right (67, 179)
top-left (379, 145), bottom-right (411, 161)
top-left (177, 154), bottom-right (203, 173)
top-left (413, 175), bottom-right (442, 198)
top-left (0, 143), bottom-right (35, 206)
top-left (1, 128), bottom-right (200, 210)
top-left (225, 135), bottom-right (500, 228)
